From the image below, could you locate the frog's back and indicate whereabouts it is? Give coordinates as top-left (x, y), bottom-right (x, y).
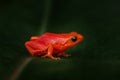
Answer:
top-left (36, 32), bottom-right (69, 45)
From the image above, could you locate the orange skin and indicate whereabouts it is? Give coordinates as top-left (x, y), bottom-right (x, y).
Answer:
top-left (25, 32), bottom-right (84, 60)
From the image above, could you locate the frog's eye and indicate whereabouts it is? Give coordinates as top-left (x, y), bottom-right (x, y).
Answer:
top-left (71, 36), bottom-right (77, 42)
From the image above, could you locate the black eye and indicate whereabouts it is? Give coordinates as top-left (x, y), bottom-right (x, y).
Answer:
top-left (71, 36), bottom-right (77, 42)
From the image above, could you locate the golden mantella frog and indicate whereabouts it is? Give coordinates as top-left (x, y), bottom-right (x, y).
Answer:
top-left (25, 32), bottom-right (84, 60)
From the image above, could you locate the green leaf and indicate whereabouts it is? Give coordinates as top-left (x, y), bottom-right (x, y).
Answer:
top-left (0, 0), bottom-right (120, 80)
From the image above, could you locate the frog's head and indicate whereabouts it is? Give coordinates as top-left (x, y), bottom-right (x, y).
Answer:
top-left (63, 32), bottom-right (84, 49)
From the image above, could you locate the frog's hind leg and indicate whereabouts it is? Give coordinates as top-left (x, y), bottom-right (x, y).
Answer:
top-left (25, 42), bottom-right (42, 56)
top-left (42, 44), bottom-right (60, 60)
top-left (30, 36), bottom-right (39, 41)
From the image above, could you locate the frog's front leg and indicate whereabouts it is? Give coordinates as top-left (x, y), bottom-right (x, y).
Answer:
top-left (42, 44), bottom-right (60, 60)
top-left (57, 52), bottom-right (71, 57)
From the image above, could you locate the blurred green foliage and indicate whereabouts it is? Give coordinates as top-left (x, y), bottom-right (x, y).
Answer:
top-left (0, 0), bottom-right (120, 80)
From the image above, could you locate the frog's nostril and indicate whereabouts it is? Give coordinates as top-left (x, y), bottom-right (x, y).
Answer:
top-left (79, 35), bottom-right (84, 41)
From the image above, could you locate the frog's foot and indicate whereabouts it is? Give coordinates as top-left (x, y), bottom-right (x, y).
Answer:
top-left (58, 52), bottom-right (71, 57)
top-left (42, 54), bottom-right (60, 60)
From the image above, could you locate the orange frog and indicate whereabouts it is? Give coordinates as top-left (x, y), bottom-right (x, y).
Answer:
top-left (25, 32), bottom-right (84, 60)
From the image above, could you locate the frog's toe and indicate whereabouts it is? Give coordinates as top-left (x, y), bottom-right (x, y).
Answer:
top-left (52, 57), bottom-right (61, 60)
top-left (58, 53), bottom-right (71, 57)
top-left (64, 54), bottom-right (71, 57)
top-left (41, 54), bottom-right (61, 60)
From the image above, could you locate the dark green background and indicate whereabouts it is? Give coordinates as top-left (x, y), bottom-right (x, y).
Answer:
top-left (0, 0), bottom-right (120, 80)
